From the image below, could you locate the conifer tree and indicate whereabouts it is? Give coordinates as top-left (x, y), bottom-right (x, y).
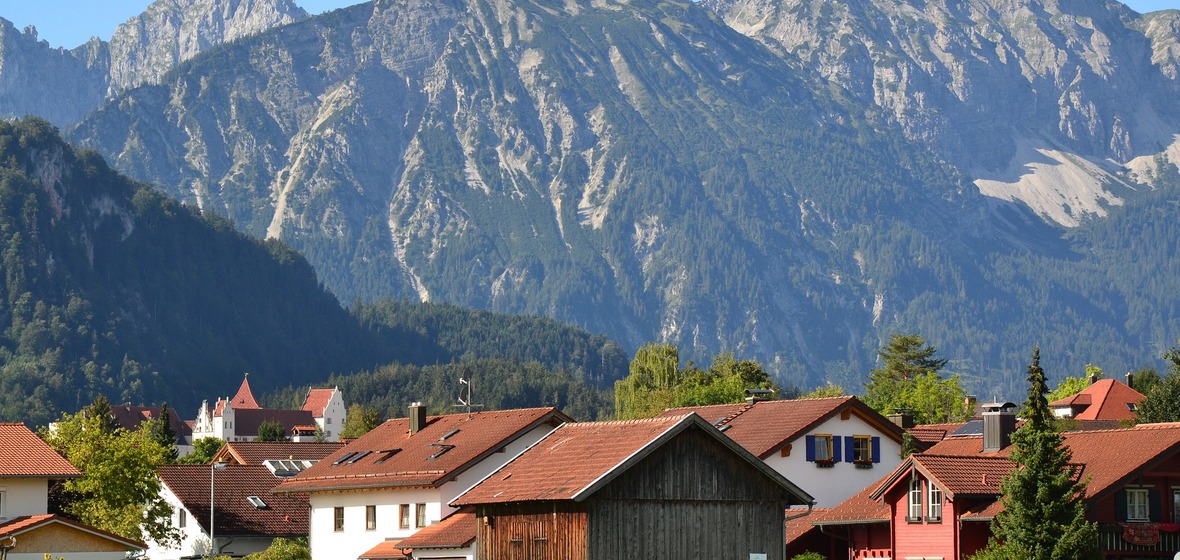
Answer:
top-left (974, 347), bottom-right (1097, 560)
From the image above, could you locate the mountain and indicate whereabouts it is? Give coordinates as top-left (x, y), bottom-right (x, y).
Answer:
top-left (57, 0), bottom-right (1180, 396)
top-left (0, 0), bottom-right (306, 128)
top-left (702, 0), bottom-right (1180, 227)
top-left (0, 117), bottom-right (625, 425)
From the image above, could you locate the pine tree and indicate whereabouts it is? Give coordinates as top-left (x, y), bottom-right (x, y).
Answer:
top-left (151, 402), bottom-right (179, 462)
top-left (974, 347), bottom-right (1098, 560)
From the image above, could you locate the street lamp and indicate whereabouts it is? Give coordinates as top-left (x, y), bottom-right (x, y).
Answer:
top-left (209, 460), bottom-right (227, 560)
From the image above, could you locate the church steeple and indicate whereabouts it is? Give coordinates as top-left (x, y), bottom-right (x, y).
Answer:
top-left (230, 372), bottom-right (261, 409)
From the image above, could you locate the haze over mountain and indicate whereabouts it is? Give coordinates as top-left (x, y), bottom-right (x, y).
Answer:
top-left (4, 0), bottom-right (1180, 396)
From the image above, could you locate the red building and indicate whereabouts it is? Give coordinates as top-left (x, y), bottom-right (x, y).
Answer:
top-left (810, 403), bottom-right (1180, 560)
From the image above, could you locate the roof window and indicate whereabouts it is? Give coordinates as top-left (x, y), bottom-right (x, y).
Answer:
top-left (439, 428), bottom-right (461, 441)
top-left (333, 451), bottom-right (358, 465)
top-left (374, 448), bottom-right (401, 464)
top-left (247, 496), bottom-right (268, 509)
top-left (348, 450), bottom-right (373, 464)
top-left (427, 444), bottom-right (455, 460)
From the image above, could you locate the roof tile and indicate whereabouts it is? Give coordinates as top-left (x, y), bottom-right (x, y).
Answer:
top-left (0, 423), bottom-right (80, 478)
top-left (158, 464), bottom-right (308, 536)
top-left (395, 508), bottom-right (476, 549)
top-left (274, 408), bottom-right (570, 493)
top-left (214, 441), bottom-right (344, 465)
top-left (301, 388), bottom-right (336, 417)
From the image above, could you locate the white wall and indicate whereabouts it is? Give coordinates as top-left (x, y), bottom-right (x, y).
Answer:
top-left (146, 478), bottom-right (277, 560)
top-left (0, 478), bottom-right (49, 518)
top-left (317, 390), bottom-right (346, 441)
top-left (761, 414), bottom-right (904, 507)
top-left (307, 421), bottom-right (562, 560)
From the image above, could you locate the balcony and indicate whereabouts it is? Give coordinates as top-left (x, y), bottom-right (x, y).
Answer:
top-left (1098, 523), bottom-right (1180, 555)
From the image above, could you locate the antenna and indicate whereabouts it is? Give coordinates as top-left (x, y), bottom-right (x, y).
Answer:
top-left (456, 366), bottom-right (483, 417)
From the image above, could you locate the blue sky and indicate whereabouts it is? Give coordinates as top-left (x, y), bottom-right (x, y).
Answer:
top-left (1, 0), bottom-right (1179, 50)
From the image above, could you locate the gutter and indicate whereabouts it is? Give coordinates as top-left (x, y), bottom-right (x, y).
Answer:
top-left (785, 503), bottom-right (815, 560)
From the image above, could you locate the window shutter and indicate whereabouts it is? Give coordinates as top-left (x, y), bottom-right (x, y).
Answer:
top-left (806, 435), bottom-right (816, 462)
top-left (1151, 489), bottom-right (1163, 522)
top-left (1116, 490), bottom-right (1127, 521)
top-left (845, 436), bottom-right (856, 462)
top-left (872, 437), bottom-right (881, 463)
top-left (832, 436), bottom-right (842, 462)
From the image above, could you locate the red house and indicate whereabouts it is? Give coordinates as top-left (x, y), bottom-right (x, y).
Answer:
top-left (812, 402), bottom-right (1180, 560)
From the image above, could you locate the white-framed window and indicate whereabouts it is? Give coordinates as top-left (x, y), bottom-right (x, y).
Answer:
top-left (1128, 488), bottom-right (1150, 521)
top-left (908, 479), bottom-right (923, 520)
top-left (178, 508), bottom-right (186, 528)
top-left (928, 484), bottom-right (943, 521)
top-left (814, 435), bottom-right (833, 462)
top-left (1173, 489), bottom-right (1180, 524)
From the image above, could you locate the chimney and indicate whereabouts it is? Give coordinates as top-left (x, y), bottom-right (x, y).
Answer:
top-left (1089, 373), bottom-right (1098, 385)
top-left (744, 388), bottom-right (774, 404)
top-left (964, 395), bottom-right (978, 417)
top-left (887, 412), bottom-right (914, 429)
top-left (1126, 372), bottom-right (1134, 390)
top-left (409, 402), bottom-right (427, 435)
top-left (982, 401), bottom-right (1017, 453)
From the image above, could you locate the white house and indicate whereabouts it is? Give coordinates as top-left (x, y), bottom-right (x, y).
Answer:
top-left (661, 396), bottom-right (907, 507)
top-left (192, 375), bottom-right (346, 442)
top-left (273, 405), bottom-right (572, 560)
top-left (148, 464), bottom-right (309, 559)
top-left (0, 422), bottom-right (146, 559)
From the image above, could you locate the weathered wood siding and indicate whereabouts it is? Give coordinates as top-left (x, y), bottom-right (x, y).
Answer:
top-left (476, 502), bottom-right (589, 560)
top-left (587, 427), bottom-right (793, 560)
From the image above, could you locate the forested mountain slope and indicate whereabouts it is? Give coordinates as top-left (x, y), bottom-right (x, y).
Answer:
top-left (58, 0), bottom-right (1180, 396)
top-left (0, 118), bottom-right (626, 424)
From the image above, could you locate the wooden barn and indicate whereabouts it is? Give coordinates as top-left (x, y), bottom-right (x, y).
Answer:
top-left (453, 413), bottom-right (814, 560)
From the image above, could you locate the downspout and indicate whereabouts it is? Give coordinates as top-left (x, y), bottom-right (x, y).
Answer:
top-left (785, 502), bottom-right (816, 560)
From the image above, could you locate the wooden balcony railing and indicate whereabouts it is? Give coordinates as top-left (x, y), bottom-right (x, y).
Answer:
top-left (1098, 523), bottom-right (1180, 554)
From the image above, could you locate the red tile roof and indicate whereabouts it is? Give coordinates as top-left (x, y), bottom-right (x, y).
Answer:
top-left (301, 388), bottom-right (336, 417)
top-left (786, 508), bottom-right (830, 542)
top-left (359, 540), bottom-right (411, 560)
top-left (230, 375), bottom-right (261, 410)
top-left (1048, 378), bottom-right (1145, 421)
top-left (0, 423), bottom-right (80, 478)
top-left (660, 396), bottom-right (904, 458)
top-left (1065, 422), bottom-right (1180, 498)
top-left (814, 475), bottom-right (891, 525)
top-left (214, 441), bottom-right (344, 465)
top-left (274, 408), bottom-right (572, 493)
top-left (158, 464), bottom-right (308, 537)
top-left (453, 414), bottom-right (812, 506)
top-left (900, 454), bottom-right (1014, 498)
top-left (908, 422), bottom-right (968, 446)
top-left (0, 514), bottom-right (146, 549)
top-left (396, 507), bottom-right (476, 549)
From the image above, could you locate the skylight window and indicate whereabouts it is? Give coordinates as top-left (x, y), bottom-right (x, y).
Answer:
top-left (374, 449), bottom-right (401, 464)
top-left (439, 428), bottom-right (461, 441)
top-left (427, 444), bottom-right (455, 460)
top-left (333, 452), bottom-right (358, 465)
top-left (247, 496), bottom-right (268, 509)
top-left (348, 450), bottom-right (373, 464)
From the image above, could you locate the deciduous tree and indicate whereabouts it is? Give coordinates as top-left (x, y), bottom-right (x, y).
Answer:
top-left (256, 420), bottom-right (288, 442)
top-left (179, 437), bottom-right (225, 464)
top-left (340, 404), bottom-right (381, 439)
top-left (41, 403), bottom-right (180, 546)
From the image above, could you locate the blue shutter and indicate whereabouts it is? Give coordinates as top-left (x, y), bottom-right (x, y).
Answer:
top-left (845, 436), bottom-right (856, 462)
top-left (832, 436), bottom-right (842, 462)
top-left (806, 435), bottom-right (816, 462)
top-left (872, 437), bottom-right (882, 463)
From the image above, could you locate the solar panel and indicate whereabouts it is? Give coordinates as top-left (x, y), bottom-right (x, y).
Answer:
top-left (950, 419), bottom-right (983, 437)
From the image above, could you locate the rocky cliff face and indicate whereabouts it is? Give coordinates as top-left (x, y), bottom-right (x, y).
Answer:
top-left (0, 0), bottom-right (305, 128)
top-left (54, 0), bottom-right (1180, 394)
top-left (702, 0), bottom-right (1180, 226)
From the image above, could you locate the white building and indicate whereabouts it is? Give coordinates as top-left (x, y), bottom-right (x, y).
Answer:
top-left (192, 375), bottom-right (346, 442)
top-left (0, 423), bottom-right (146, 559)
top-left (661, 396), bottom-right (907, 507)
top-left (273, 405), bottom-right (572, 560)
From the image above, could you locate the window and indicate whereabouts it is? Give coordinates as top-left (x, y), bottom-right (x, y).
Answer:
top-left (366, 505), bottom-right (377, 531)
top-left (853, 435), bottom-right (872, 463)
top-left (178, 508), bottom-right (186, 528)
top-left (327, 417), bottom-right (332, 424)
top-left (814, 435), bottom-right (833, 462)
top-left (928, 484), bottom-right (943, 521)
top-left (416, 503), bottom-right (427, 528)
top-left (400, 504), bottom-right (410, 529)
top-left (908, 479), bottom-right (923, 521)
top-left (1173, 489), bottom-right (1180, 523)
top-left (1128, 488), bottom-right (1150, 521)
top-left (0, 490), bottom-right (5, 517)
top-left (334, 506), bottom-right (345, 532)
